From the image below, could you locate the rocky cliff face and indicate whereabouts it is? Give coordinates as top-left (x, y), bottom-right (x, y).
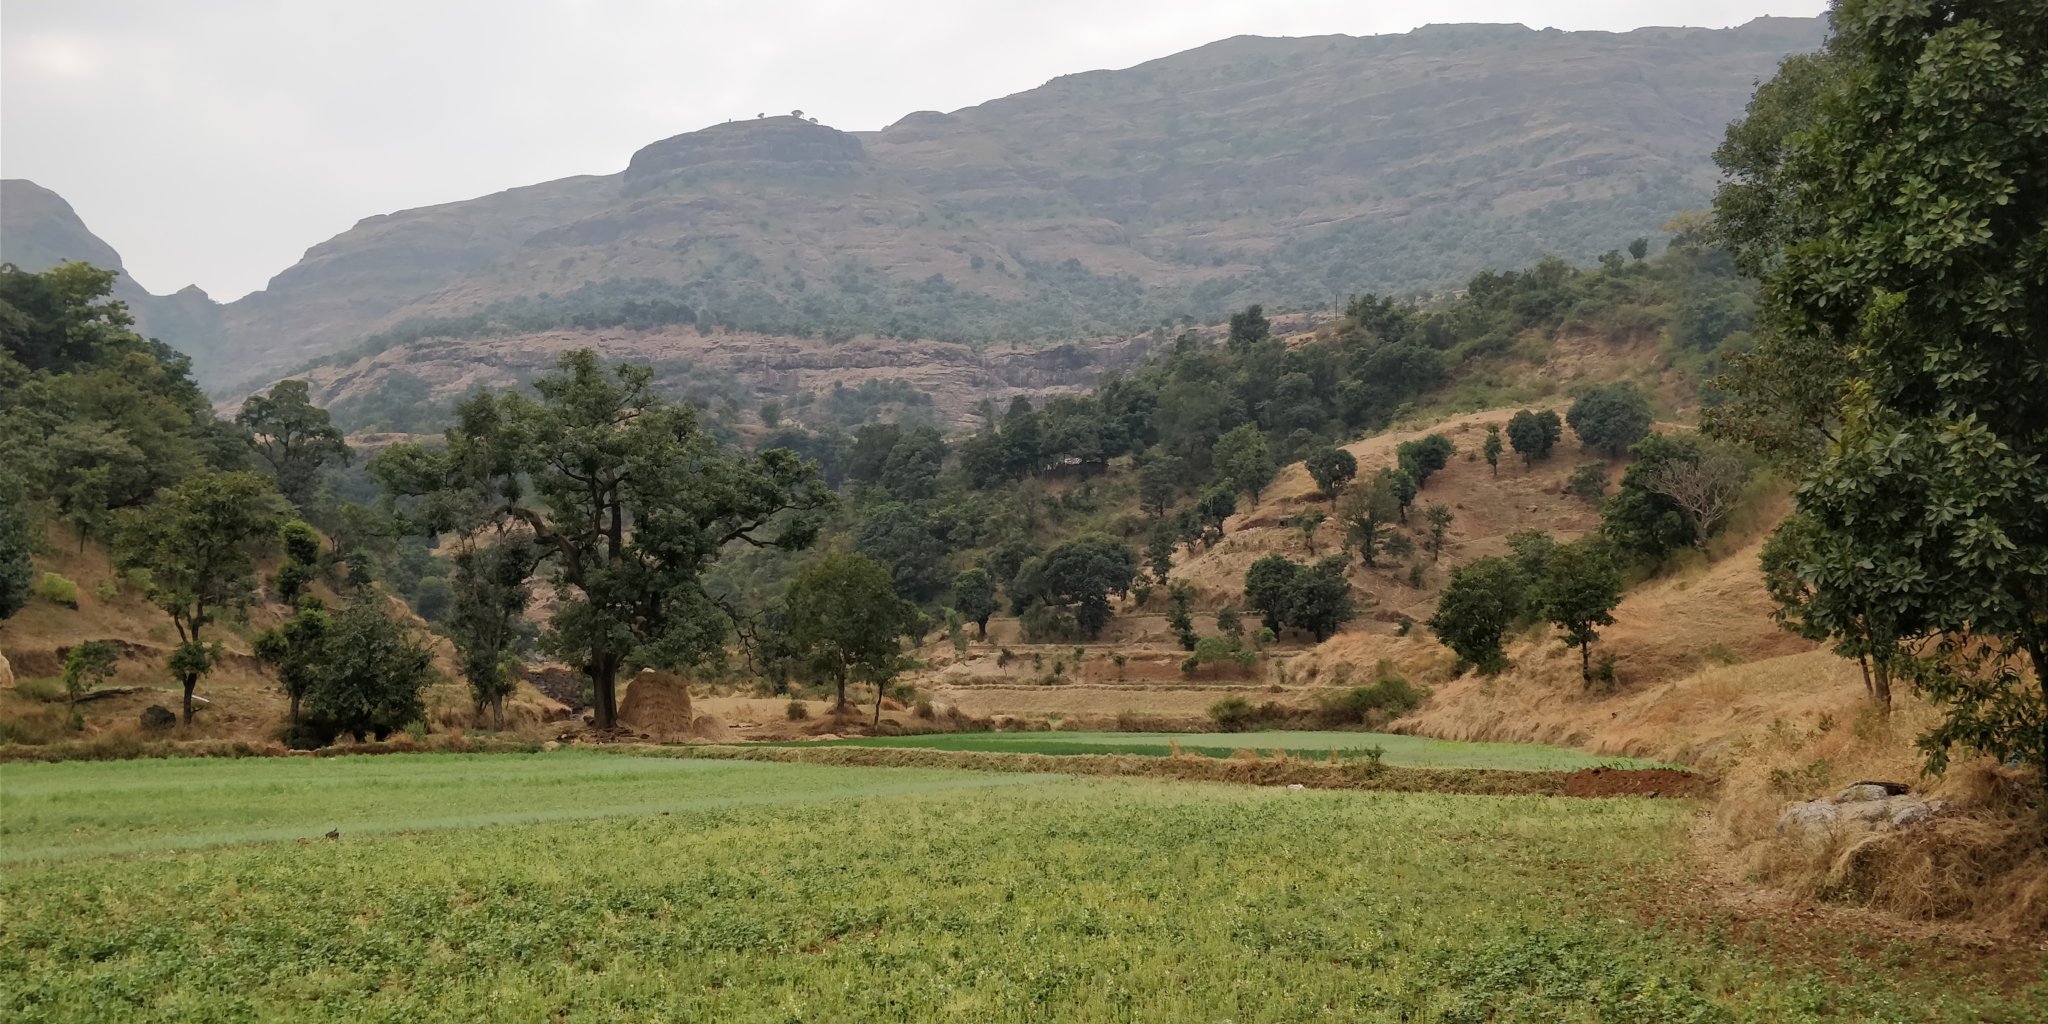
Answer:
top-left (11, 17), bottom-right (1829, 404)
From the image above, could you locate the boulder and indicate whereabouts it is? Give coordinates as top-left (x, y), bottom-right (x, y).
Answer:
top-left (140, 705), bottom-right (176, 730)
top-left (1777, 782), bottom-right (1947, 840)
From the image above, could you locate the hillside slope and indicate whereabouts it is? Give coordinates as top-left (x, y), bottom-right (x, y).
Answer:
top-left (0, 179), bottom-right (225, 359)
top-left (7, 18), bottom-right (1825, 390)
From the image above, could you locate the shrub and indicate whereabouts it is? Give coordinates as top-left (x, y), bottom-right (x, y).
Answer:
top-left (15, 676), bottom-right (66, 703)
top-left (94, 579), bottom-right (119, 602)
top-left (785, 699), bottom-right (809, 721)
top-left (1565, 462), bottom-right (1609, 504)
top-left (914, 699), bottom-right (935, 719)
top-left (37, 572), bottom-right (79, 609)
top-left (1208, 696), bottom-right (1255, 731)
top-left (1315, 670), bottom-right (1427, 727)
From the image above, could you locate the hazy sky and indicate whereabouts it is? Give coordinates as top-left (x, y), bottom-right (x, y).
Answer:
top-left (2, 1), bottom-right (1827, 301)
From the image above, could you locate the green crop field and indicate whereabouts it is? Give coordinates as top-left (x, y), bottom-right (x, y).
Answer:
top-left (767, 729), bottom-right (1669, 770)
top-left (1, 752), bottom-right (2035, 1022)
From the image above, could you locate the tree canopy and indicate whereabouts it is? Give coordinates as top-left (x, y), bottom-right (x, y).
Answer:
top-left (1711, 0), bottom-right (2048, 785)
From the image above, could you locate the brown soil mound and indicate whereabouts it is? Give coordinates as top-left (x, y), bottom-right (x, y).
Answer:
top-left (521, 665), bottom-right (587, 712)
top-left (617, 670), bottom-right (729, 742)
top-left (1563, 766), bottom-right (1714, 799)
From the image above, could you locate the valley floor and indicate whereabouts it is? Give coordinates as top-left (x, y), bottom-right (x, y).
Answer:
top-left (2, 752), bottom-right (2040, 1022)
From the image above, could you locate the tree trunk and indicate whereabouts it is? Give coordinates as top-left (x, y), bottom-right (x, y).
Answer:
top-left (1855, 653), bottom-right (1873, 697)
top-left (493, 693), bottom-right (505, 732)
top-left (1580, 644), bottom-right (1592, 687)
top-left (289, 693), bottom-right (301, 725)
top-left (589, 654), bottom-right (620, 730)
top-left (835, 671), bottom-right (849, 715)
top-left (1871, 657), bottom-right (1892, 711)
top-left (977, 619), bottom-right (989, 641)
top-left (872, 684), bottom-right (885, 733)
top-left (181, 673), bottom-right (197, 725)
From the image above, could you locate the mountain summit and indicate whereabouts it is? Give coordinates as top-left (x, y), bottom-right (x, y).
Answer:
top-left (8, 18), bottom-right (1826, 389)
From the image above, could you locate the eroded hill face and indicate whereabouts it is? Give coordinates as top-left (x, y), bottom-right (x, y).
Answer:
top-left (8, 18), bottom-right (1825, 393)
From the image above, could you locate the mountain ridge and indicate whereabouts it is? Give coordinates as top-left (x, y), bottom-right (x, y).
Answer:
top-left (4, 16), bottom-right (1828, 392)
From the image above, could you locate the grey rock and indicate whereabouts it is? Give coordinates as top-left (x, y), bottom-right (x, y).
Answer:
top-left (1834, 783), bottom-right (1896, 803)
top-left (1776, 800), bottom-right (1839, 836)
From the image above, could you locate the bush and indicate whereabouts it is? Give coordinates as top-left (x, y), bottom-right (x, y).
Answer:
top-left (94, 579), bottom-right (119, 602)
top-left (1208, 696), bottom-right (1255, 731)
top-left (1208, 696), bottom-right (1286, 732)
top-left (1315, 669), bottom-right (1427, 727)
top-left (914, 699), bottom-right (935, 719)
top-left (785, 699), bottom-right (809, 721)
top-left (1565, 463), bottom-right (1609, 504)
top-left (14, 676), bottom-right (66, 703)
top-left (281, 718), bottom-right (332, 751)
top-left (37, 572), bottom-right (79, 609)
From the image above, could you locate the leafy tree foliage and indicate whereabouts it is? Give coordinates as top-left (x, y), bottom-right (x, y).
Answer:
top-left (1566, 384), bottom-right (1653, 458)
top-left (1505, 409), bottom-right (1563, 467)
top-left (1760, 512), bottom-right (1900, 706)
top-left (854, 502), bottom-right (949, 604)
top-left (1395, 434), bottom-right (1455, 490)
top-left (1214, 424), bottom-right (1275, 504)
top-left (1534, 539), bottom-right (1623, 685)
top-left (1712, 0), bottom-right (2048, 785)
top-left (1599, 433), bottom-right (1734, 561)
top-left (446, 530), bottom-right (539, 729)
top-left (1012, 534), bottom-right (1138, 639)
top-left (1136, 448), bottom-right (1183, 517)
top-left (61, 639), bottom-right (118, 709)
top-left (952, 566), bottom-right (998, 639)
top-left (115, 471), bottom-right (289, 723)
top-left (1243, 554), bottom-right (1355, 641)
top-left (237, 380), bottom-right (351, 508)
top-left (373, 351), bottom-right (832, 729)
top-left (306, 600), bottom-right (433, 742)
top-left (1304, 446), bottom-right (1358, 501)
top-left (0, 475), bottom-right (31, 621)
top-left (785, 551), bottom-right (915, 720)
top-left (1338, 470), bottom-right (1401, 567)
top-left (1428, 557), bottom-right (1525, 673)
top-left (1165, 580), bottom-right (1198, 651)
top-left (1424, 504), bottom-right (1454, 561)
top-left (1482, 425), bottom-right (1503, 476)
top-left (3, 263), bottom-right (248, 559)
top-left (255, 597), bottom-right (331, 724)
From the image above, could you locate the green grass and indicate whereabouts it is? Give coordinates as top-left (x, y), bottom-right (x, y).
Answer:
top-left (1, 753), bottom-right (2037, 1022)
top-left (766, 729), bottom-right (1671, 770)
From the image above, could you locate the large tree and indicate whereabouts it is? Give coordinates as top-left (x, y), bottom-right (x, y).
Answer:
top-left (785, 551), bottom-right (915, 725)
top-left (115, 471), bottom-right (288, 723)
top-left (1214, 424), bottom-right (1276, 504)
top-left (1712, 0), bottom-right (2048, 784)
top-left (307, 600), bottom-right (434, 743)
top-left (254, 597), bottom-right (331, 725)
top-left (1304, 446), bottom-right (1358, 501)
top-left (1014, 534), bottom-right (1139, 639)
top-left (237, 379), bottom-right (350, 508)
top-left (374, 351), bottom-right (832, 730)
top-left (1428, 557), bottom-right (1526, 673)
top-left (1566, 384), bottom-right (1654, 458)
top-left (952, 566), bottom-right (998, 640)
top-left (1535, 539), bottom-right (1623, 685)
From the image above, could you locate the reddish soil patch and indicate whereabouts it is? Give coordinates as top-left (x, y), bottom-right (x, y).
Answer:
top-left (1562, 766), bottom-right (1714, 799)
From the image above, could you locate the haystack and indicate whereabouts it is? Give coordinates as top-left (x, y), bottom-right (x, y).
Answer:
top-left (618, 669), bottom-right (730, 742)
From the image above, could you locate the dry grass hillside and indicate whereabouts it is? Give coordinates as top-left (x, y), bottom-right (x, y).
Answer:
top-left (0, 525), bottom-right (564, 745)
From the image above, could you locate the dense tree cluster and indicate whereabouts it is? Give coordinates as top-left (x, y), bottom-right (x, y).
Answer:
top-left (1710, 0), bottom-right (2048, 785)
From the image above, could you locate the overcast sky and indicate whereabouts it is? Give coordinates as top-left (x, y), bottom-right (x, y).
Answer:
top-left (2, 1), bottom-right (1827, 301)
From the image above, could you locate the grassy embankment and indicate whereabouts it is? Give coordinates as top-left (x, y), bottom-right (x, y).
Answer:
top-left (3, 752), bottom-right (2040, 1022)
top-left (761, 729), bottom-right (1670, 769)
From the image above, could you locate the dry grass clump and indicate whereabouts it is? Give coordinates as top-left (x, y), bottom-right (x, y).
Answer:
top-left (1704, 696), bottom-right (2048, 936)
